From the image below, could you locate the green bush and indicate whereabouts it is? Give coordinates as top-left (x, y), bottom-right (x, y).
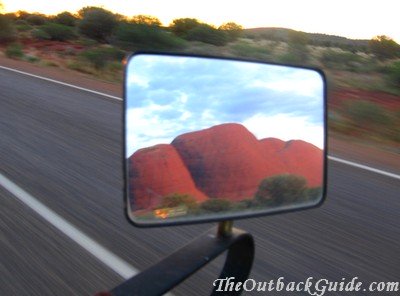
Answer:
top-left (0, 15), bottom-right (17, 42)
top-left (255, 174), bottom-right (307, 206)
top-left (114, 23), bottom-right (185, 51)
top-left (369, 35), bottom-right (400, 60)
top-left (80, 47), bottom-right (125, 70)
top-left (159, 193), bottom-right (197, 209)
top-left (31, 28), bottom-right (51, 40)
top-left (231, 41), bottom-right (271, 60)
top-left (185, 24), bottom-right (228, 46)
top-left (24, 54), bottom-right (40, 63)
top-left (386, 60), bottom-right (400, 88)
top-left (170, 18), bottom-right (201, 38)
top-left (54, 12), bottom-right (77, 27)
top-left (41, 23), bottom-right (76, 41)
top-left (5, 43), bottom-right (24, 59)
top-left (304, 187), bottom-right (322, 202)
top-left (218, 22), bottom-right (243, 42)
top-left (320, 49), bottom-right (368, 72)
top-left (14, 20), bottom-right (32, 32)
top-left (200, 198), bottom-right (232, 212)
top-left (343, 100), bottom-right (393, 129)
top-left (130, 15), bottom-right (161, 26)
top-left (78, 7), bottom-right (118, 42)
top-left (26, 14), bottom-right (47, 26)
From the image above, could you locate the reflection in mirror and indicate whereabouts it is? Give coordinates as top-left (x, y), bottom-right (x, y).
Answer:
top-left (125, 53), bottom-right (325, 226)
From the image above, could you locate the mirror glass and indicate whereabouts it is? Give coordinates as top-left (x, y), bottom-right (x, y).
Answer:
top-left (125, 53), bottom-right (325, 226)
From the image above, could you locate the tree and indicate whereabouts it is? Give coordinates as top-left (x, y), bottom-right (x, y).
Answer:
top-left (130, 15), bottom-right (161, 26)
top-left (41, 23), bottom-right (76, 41)
top-left (78, 7), bottom-right (118, 42)
top-left (0, 14), bottom-right (16, 42)
top-left (114, 23), bottom-right (185, 51)
top-left (15, 10), bottom-right (30, 20)
top-left (185, 23), bottom-right (229, 46)
top-left (255, 174), bottom-right (307, 206)
top-left (170, 18), bottom-right (201, 37)
top-left (54, 11), bottom-right (77, 27)
top-left (369, 35), bottom-right (400, 60)
top-left (26, 14), bottom-right (47, 26)
top-left (219, 22), bottom-right (243, 42)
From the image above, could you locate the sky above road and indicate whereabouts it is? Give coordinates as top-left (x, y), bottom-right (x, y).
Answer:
top-left (3, 0), bottom-right (399, 43)
top-left (125, 54), bottom-right (324, 156)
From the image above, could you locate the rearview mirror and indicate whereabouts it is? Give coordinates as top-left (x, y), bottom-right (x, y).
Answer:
top-left (124, 53), bottom-right (326, 227)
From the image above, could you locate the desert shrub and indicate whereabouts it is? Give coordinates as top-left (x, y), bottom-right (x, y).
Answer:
top-left (114, 23), bottom-right (185, 51)
top-left (231, 40), bottom-right (271, 60)
top-left (26, 14), bottom-right (47, 26)
top-left (0, 15), bottom-right (17, 42)
top-left (106, 61), bottom-right (123, 72)
top-left (304, 187), bottom-right (322, 202)
top-left (31, 28), bottom-right (51, 40)
top-left (185, 24), bottom-right (228, 46)
top-left (170, 18), bottom-right (201, 38)
top-left (200, 198), bottom-right (232, 212)
top-left (255, 174), bottom-right (307, 206)
top-left (67, 60), bottom-right (95, 74)
top-left (24, 54), bottom-right (40, 63)
top-left (218, 22), bottom-right (243, 42)
top-left (78, 7), bottom-right (118, 42)
top-left (80, 47), bottom-right (125, 70)
top-left (369, 35), bottom-right (400, 60)
top-left (278, 52), bottom-right (304, 65)
top-left (285, 30), bottom-right (310, 64)
top-left (343, 100), bottom-right (393, 129)
top-left (54, 12), bottom-right (77, 27)
top-left (320, 49), bottom-right (368, 72)
top-left (42, 60), bottom-right (59, 67)
top-left (159, 193), bottom-right (197, 209)
top-left (130, 15), bottom-right (161, 26)
top-left (12, 19), bottom-right (31, 32)
top-left (41, 23), bottom-right (76, 41)
top-left (386, 60), bottom-right (400, 88)
top-left (5, 43), bottom-right (24, 59)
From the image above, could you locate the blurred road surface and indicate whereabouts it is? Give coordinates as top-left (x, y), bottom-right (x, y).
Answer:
top-left (1, 67), bottom-right (399, 295)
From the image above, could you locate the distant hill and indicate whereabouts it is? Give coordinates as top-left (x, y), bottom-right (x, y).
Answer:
top-left (244, 27), bottom-right (370, 51)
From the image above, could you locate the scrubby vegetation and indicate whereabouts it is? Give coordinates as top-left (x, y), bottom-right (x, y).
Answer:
top-left (1, 6), bottom-right (399, 146)
top-left (137, 174), bottom-right (322, 220)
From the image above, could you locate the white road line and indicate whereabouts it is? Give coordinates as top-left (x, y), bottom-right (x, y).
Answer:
top-left (328, 156), bottom-right (400, 180)
top-left (0, 172), bottom-right (138, 280)
top-left (2, 64), bottom-right (399, 181)
top-left (0, 65), bottom-right (122, 101)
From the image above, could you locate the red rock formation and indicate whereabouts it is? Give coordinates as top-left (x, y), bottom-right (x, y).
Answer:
top-left (259, 138), bottom-right (288, 176)
top-left (172, 123), bottom-right (278, 201)
top-left (128, 144), bottom-right (207, 210)
top-left (277, 140), bottom-right (324, 187)
top-left (129, 123), bottom-right (324, 208)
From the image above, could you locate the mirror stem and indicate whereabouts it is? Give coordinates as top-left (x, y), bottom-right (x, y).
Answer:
top-left (217, 220), bottom-right (233, 237)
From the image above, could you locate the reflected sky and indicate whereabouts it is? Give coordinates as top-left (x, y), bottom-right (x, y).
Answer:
top-left (126, 54), bottom-right (324, 157)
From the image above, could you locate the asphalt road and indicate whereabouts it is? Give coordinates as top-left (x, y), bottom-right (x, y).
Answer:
top-left (1, 67), bottom-right (399, 295)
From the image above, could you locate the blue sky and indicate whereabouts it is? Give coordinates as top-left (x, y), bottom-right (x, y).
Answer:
top-left (126, 54), bottom-right (324, 156)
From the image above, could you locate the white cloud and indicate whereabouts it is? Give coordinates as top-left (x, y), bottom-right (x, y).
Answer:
top-left (242, 113), bottom-right (324, 148)
top-left (128, 74), bottom-right (149, 88)
top-left (252, 70), bottom-right (323, 98)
